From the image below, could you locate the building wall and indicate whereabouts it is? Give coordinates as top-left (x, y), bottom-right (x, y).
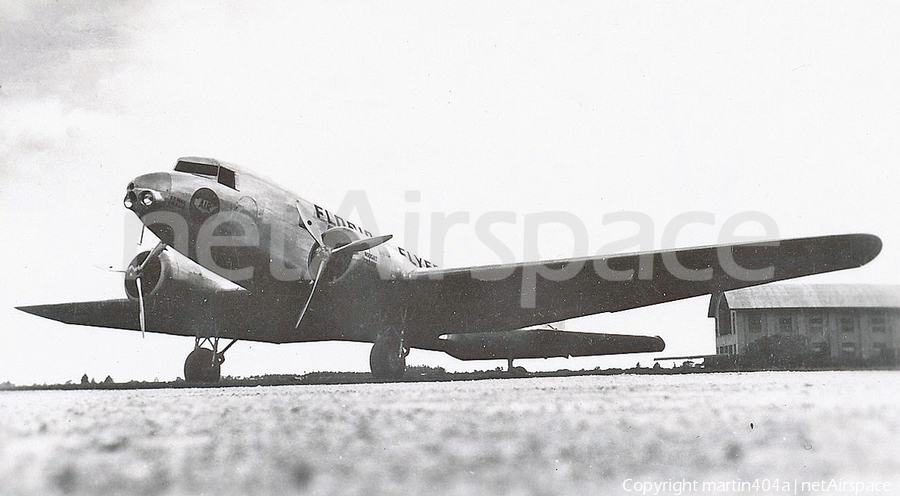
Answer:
top-left (715, 306), bottom-right (899, 360)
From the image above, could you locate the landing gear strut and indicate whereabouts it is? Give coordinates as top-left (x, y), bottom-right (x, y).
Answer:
top-left (370, 331), bottom-right (409, 380)
top-left (184, 337), bottom-right (236, 383)
top-left (507, 357), bottom-right (527, 376)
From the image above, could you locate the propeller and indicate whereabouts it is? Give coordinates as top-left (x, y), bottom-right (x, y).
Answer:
top-left (123, 242), bottom-right (167, 338)
top-left (294, 203), bottom-right (392, 329)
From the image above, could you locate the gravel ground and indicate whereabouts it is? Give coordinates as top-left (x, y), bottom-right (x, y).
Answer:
top-left (1, 371), bottom-right (898, 496)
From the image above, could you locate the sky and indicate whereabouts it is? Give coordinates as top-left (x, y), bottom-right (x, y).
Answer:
top-left (1, 1), bottom-right (898, 384)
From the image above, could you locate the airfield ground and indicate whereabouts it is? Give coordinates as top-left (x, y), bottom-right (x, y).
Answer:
top-left (0, 371), bottom-right (898, 495)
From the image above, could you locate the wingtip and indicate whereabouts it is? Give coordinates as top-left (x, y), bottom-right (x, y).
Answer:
top-left (853, 233), bottom-right (882, 265)
top-left (15, 303), bottom-right (77, 323)
top-left (15, 304), bottom-right (50, 318)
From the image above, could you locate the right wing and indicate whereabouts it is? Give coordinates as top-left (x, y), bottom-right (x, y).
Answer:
top-left (399, 233), bottom-right (882, 339)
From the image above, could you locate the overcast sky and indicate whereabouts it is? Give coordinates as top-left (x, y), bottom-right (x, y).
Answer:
top-left (1, 1), bottom-right (898, 384)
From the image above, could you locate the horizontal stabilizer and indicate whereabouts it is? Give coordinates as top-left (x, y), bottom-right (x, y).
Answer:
top-left (438, 329), bottom-right (665, 361)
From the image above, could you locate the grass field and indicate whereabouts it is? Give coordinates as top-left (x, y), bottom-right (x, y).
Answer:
top-left (1, 371), bottom-right (898, 495)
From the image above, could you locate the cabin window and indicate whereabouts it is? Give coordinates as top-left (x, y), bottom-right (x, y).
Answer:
top-left (812, 342), bottom-right (828, 354)
top-left (748, 313), bottom-right (762, 333)
top-left (841, 342), bottom-right (856, 355)
top-left (218, 167), bottom-right (236, 189)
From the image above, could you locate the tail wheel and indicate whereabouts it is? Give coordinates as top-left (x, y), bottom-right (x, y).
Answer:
top-left (184, 347), bottom-right (221, 383)
top-left (370, 334), bottom-right (406, 380)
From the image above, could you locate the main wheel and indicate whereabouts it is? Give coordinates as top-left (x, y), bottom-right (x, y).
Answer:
top-left (184, 347), bottom-right (221, 383)
top-left (369, 334), bottom-right (406, 380)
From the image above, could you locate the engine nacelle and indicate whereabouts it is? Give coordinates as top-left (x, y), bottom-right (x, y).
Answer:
top-left (125, 249), bottom-right (232, 301)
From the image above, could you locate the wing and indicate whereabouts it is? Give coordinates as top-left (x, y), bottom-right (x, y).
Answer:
top-left (400, 234), bottom-right (881, 336)
top-left (15, 289), bottom-right (299, 343)
top-left (16, 299), bottom-right (147, 333)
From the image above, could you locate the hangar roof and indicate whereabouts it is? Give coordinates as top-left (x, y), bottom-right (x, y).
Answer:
top-left (724, 284), bottom-right (900, 310)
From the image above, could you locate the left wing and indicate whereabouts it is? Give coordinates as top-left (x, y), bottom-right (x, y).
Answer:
top-left (17, 299), bottom-right (146, 333)
top-left (399, 234), bottom-right (881, 338)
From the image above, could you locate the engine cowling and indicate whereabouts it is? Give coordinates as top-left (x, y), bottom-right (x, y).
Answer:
top-left (124, 249), bottom-right (231, 301)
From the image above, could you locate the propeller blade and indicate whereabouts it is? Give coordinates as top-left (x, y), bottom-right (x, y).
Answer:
top-left (94, 263), bottom-right (127, 273)
top-left (138, 242), bottom-right (166, 272)
top-left (296, 202), bottom-right (324, 247)
top-left (136, 276), bottom-right (146, 339)
top-left (295, 259), bottom-right (328, 329)
top-left (332, 234), bottom-right (393, 255)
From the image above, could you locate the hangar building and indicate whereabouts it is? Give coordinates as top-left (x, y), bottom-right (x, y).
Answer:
top-left (710, 284), bottom-right (900, 363)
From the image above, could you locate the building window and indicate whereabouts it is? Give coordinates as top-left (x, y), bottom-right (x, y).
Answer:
top-left (840, 317), bottom-right (855, 334)
top-left (841, 342), bottom-right (857, 355)
top-left (779, 317), bottom-right (793, 333)
top-left (748, 314), bottom-right (762, 333)
top-left (808, 314), bottom-right (824, 334)
top-left (871, 312), bottom-right (887, 333)
top-left (717, 314), bottom-right (732, 336)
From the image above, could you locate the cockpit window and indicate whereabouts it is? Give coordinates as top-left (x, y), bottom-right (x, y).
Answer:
top-left (174, 160), bottom-right (237, 190)
top-left (174, 160), bottom-right (218, 177)
top-left (218, 167), bottom-right (236, 189)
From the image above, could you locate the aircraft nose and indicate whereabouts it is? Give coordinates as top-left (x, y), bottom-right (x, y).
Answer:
top-left (124, 173), bottom-right (172, 212)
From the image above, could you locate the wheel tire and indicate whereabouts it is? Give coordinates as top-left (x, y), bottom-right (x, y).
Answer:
top-left (184, 347), bottom-right (221, 383)
top-left (369, 334), bottom-right (406, 380)
top-left (509, 365), bottom-right (528, 377)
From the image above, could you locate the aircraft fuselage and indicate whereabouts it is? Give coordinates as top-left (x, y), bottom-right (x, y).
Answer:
top-left (125, 158), bottom-right (430, 344)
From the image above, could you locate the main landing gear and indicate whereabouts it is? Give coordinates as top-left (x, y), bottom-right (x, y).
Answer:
top-left (184, 337), bottom-right (236, 383)
top-left (370, 331), bottom-right (409, 381)
top-left (507, 358), bottom-right (528, 376)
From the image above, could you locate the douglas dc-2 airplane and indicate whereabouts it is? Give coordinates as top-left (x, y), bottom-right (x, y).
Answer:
top-left (17, 157), bottom-right (882, 381)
